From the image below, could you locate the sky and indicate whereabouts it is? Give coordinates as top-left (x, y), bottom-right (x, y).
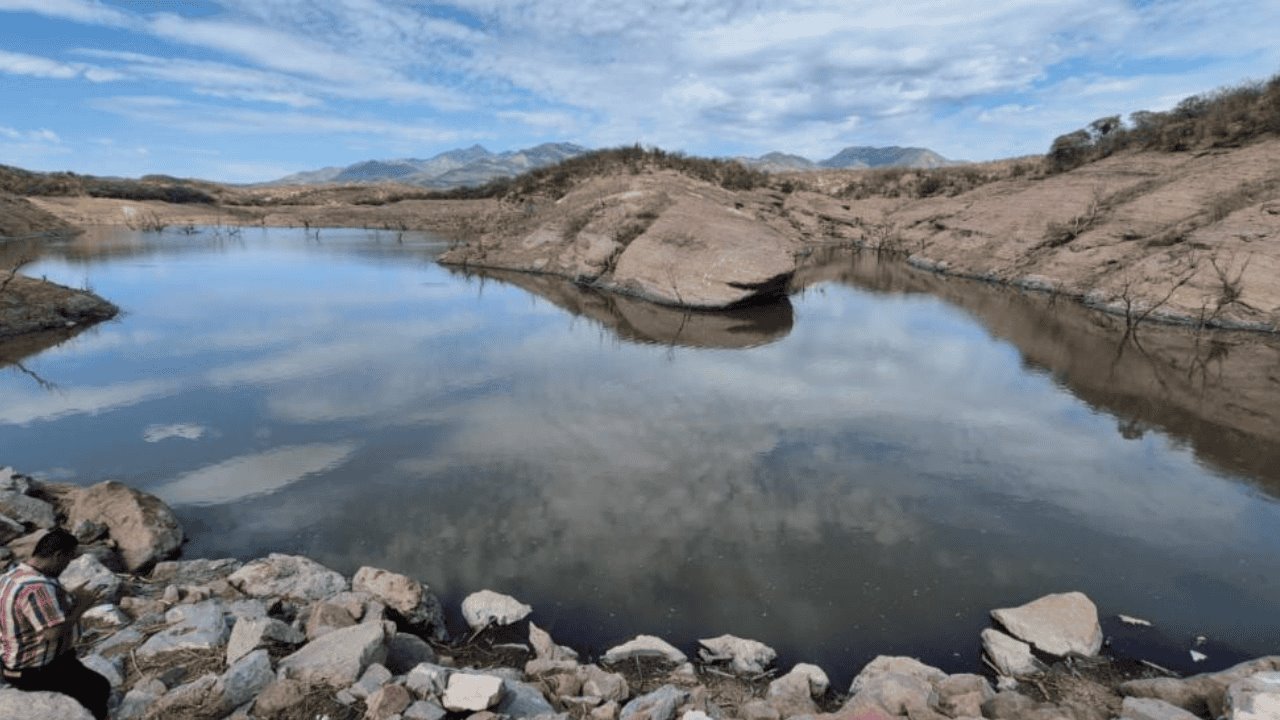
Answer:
top-left (1, 0), bottom-right (1278, 183)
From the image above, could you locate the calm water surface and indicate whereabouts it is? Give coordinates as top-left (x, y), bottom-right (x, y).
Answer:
top-left (2, 227), bottom-right (1279, 684)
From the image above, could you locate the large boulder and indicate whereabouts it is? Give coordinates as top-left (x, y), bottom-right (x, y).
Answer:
top-left (1225, 671), bottom-right (1280, 720)
top-left (461, 589), bottom-right (533, 631)
top-left (226, 615), bottom-right (305, 665)
top-left (216, 648), bottom-right (275, 710)
top-left (353, 566), bottom-right (447, 639)
top-left (277, 619), bottom-right (392, 688)
top-left (61, 481), bottom-right (183, 572)
top-left (0, 689), bottom-right (95, 719)
top-left (697, 634), bottom-right (776, 675)
top-left (227, 553), bottom-right (348, 601)
top-left (990, 591), bottom-right (1103, 657)
top-left (1121, 657), bottom-right (1280, 717)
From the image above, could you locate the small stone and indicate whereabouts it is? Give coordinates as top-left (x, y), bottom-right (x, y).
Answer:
top-left (367, 684), bottom-right (414, 720)
top-left (72, 518), bottom-right (108, 543)
top-left (350, 663), bottom-right (394, 700)
top-left (579, 665), bottom-right (629, 702)
top-left (461, 589), bottom-right (533, 631)
top-left (162, 584), bottom-right (181, 604)
top-left (354, 566), bottom-right (447, 639)
top-left (1190, 650), bottom-right (1208, 663)
top-left (494, 678), bottom-right (557, 718)
top-left (1120, 696), bottom-right (1201, 720)
top-left (982, 690), bottom-right (1036, 720)
top-left (1119, 614), bottom-right (1153, 627)
top-left (277, 620), bottom-right (392, 688)
top-left (530, 622), bottom-right (578, 661)
top-left (136, 599), bottom-right (230, 661)
top-left (404, 699), bottom-right (448, 720)
top-left (115, 685), bottom-right (164, 720)
top-left (602, 635), bottom-right (687, 665)
top-left (226, 615), bottom-right (305, 665)
top-left (741, 699), bottom-right (780, 720)
top-left (407, 662), bottom-right (453, 698)
top-left (938, 674), bottom-right (995, 719)
top-left (982, 628), bottom-right (1045, 677)
top-left (766, 670), bottom-right (818, 717)
top-left (254, 678), bottom-right (307, 716)
top-left (387, 632), bottom-right (437, 673)
top-left (442, 673), bottom-right (505, 712)
top-left (619, 685), bottom-right (687, 720)
top-left (591, 701), bottom-right (621, 720)
top-left (81, 653), bottom-right (124, 688)
top-left (81, 603), bottom-right (130, 627)
top-left (306, 601), bottom-right (357, 639)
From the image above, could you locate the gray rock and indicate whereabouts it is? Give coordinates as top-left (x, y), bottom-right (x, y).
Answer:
top-left (0, 490), bottom-right (56, 529)
top-left (602, 635), bottom-right (687, 665)
top-left (697, 634), bottom-right (776, 675)
top-left (59, 553), bottom-right (122, 603)
top-left (349, 663), bottom-right (393, 700)
top-left (1226, 671), bottom-right (1280, 720)
top-left (0, 467), bottom-right (28, 494)
top-left (983, 627), bottom-right (1046, 677)
top-left (1120, 696), bottom-right (1201, 720)
top-left (82, 652), bottom-right (124, 688)
top-left (81, 603), bottom-right (130, 627)
top-left (991, 591), bottom-right (1104, 657)
top-left (982, 690), bottom-right (1037, 720)
top-left (227, 553), bottom-right (348, 601)
top-left (387, 632), bottom-right (438, 674)
top-left (0, 513), bottom-right (22, 544)
top-left (252, 678), bottom-right (309, 717)
top-left (304, 600), bottom-right (357, 639)
top-left (147, 672), bottom-right (221, 718)
top-left (353, 566), bottom-right (447, 640)
top-left (404, 699), bottom-right (449, 720)
top-left (741, 699), bottom-right (780, 720)
top-left (620, 685), bottom-right (687, 720)
top-left (407, 662), bottom-right (452, 698)
top-left (788, 663), bottom-right (829, 697)
top-left (217, 648), bottom-right (275, 709)
top-left (495, 678), bottom-right (557, 718)
top-left (116, 684), bottom-right (165, 720)
top-left (0, 688), bottom-right (95, 719)
top-left (226, 615), bottom-right (305, 665)
top-left (461, 589), bottom-right (533, 630)
top-left (94, 625), bottom-right (145, 657)
top-left (71, 518), bottom-right (108, 543)
top-left (277, 620), bottom-right (391, 688)
top-left (843, 655), bottom-right (946, 718)
top-left (530, 622), bottom-right (578, 661)
top-left (151, 558), bottom-right (242, 585)
top-left (442, 672), bottom-right (505, 712)
top-left (136, 599), bottom-right (230, 660)
top-left (849, 655), bottom-right (946, 693)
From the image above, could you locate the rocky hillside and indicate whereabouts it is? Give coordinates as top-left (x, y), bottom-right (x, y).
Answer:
top-left (270, 143), bottom-right (589, 189)
top-left (0, 192), bottom-right (80, 239)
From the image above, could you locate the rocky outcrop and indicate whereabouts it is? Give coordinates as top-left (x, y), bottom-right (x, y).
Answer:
top-left (438, 170), bottom-right (804, 309)
top-left (0, 275), bottom-right (118, 340)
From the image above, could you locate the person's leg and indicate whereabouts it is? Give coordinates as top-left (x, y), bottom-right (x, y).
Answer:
top-left (9, 654), bottom-right (110, 720)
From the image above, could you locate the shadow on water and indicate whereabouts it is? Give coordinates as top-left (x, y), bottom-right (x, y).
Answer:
top-left (447, 266), bottom-right (794, 349)
top-left (796, 248), bottom-right (1280, 498)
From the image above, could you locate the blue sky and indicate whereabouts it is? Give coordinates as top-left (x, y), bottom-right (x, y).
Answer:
top-left (1, 0), bottom-right (1278, 183)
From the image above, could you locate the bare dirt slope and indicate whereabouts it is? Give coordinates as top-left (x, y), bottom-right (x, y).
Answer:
top-left (0, 192), bottom-right (79, 238)
top-left (871, 139), bottom-right (1280, 331)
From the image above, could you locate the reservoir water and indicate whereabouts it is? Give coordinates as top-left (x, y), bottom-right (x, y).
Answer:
top-left (2, 226), bottom-right (1278, 683)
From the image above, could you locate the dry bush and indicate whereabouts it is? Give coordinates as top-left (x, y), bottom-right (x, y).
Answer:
top-left (1046, 73), bottom-right (1280, 173)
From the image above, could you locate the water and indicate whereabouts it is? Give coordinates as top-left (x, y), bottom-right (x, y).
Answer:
top-left (3, 227), bottom-right (1279, 684)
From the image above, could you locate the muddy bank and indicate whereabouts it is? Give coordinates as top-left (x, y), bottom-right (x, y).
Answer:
top-left (0, 273), bottom-right (118, 340)
top-left (1, 469), bottom-right (1276, 720)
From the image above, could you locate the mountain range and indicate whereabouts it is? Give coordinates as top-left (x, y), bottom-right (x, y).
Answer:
top-left (268, 143), bottom-right (953, 188)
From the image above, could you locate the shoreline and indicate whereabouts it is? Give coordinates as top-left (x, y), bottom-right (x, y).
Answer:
top-left (1, 469), bottom-right (1276, 720)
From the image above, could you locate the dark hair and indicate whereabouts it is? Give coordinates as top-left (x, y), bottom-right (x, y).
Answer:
top-left (33, 528), bottom-right (78, 559)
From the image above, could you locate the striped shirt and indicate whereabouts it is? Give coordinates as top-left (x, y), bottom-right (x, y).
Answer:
top-left (0, 563), bottom-right (70, 670)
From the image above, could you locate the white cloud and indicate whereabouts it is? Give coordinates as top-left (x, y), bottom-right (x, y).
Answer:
top-left (0, 49), bottom-right (121, 82)
top-left (0, 0), bottom-right (132, 27)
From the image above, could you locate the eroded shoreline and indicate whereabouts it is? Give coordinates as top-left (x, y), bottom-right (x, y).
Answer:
top-left (0, 468), bottom-right (1276, 720)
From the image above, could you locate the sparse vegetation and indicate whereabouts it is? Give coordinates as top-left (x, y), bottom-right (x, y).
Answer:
top-left (0, 164), bottom-right (220, 204)
top-left (1046, 73), bottom-right (1280, 172)
top-left (836, 159), bottom-right (1041, 200)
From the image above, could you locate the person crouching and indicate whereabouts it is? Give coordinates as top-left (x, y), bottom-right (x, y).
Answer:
top-left (0, 528), bottom-right (110, 719)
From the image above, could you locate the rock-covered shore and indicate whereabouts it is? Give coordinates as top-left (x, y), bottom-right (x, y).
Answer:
top-left (0, 466), bottom-right (1276, 720)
